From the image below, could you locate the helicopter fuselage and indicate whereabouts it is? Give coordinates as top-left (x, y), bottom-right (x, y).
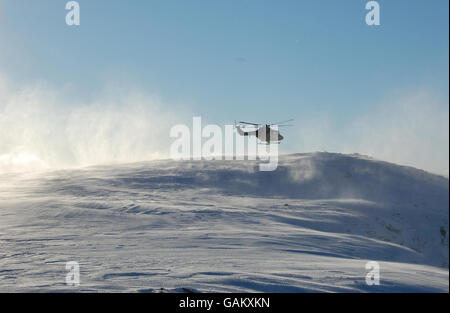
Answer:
top-left (236, 125), bottom-right (284, 143)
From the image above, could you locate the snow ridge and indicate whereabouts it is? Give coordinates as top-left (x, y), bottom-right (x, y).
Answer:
top-left (0, 152), bottom-right (448, 292)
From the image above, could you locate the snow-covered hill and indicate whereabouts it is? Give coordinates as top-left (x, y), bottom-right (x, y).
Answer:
top-left (0, 152), bottom-right (448, 292)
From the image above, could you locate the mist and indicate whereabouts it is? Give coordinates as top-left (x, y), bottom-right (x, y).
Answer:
top-left (0, 75), bottom-right (184, 172)
top-left (293, 89), bottom-right (449, 176)
top-left (1, 71), bottom-right (448, 176)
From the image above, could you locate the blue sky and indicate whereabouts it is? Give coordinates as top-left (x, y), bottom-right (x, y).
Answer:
top-left (0, 0), bottom-right (448, 173)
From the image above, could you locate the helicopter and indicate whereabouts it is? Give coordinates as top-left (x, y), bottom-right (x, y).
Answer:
top-left (235, 119), bottom-right (293, 144)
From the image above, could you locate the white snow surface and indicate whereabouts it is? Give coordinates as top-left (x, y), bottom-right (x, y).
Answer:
top-left (0, 152), bottom-right (448, 292)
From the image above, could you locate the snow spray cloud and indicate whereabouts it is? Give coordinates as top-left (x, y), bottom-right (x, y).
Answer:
top-left (170, 117), bottom-right (279, 171)
top-left (292, 89), bottom-right (449, 176)
top-left (0, 75), bottom-right (184, 172)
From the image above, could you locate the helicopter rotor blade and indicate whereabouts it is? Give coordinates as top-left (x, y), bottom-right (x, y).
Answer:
top-left (239, 121), bottom-right (260, 126)
top-left (269, 119), bottom-right (294, 126)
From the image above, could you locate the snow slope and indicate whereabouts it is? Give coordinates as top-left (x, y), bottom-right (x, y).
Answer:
top-left (0, 152), bottom-right (448, 292)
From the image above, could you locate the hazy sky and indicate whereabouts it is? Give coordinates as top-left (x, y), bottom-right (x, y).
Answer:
top-left (0, 0), bottom-right (448, 174)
